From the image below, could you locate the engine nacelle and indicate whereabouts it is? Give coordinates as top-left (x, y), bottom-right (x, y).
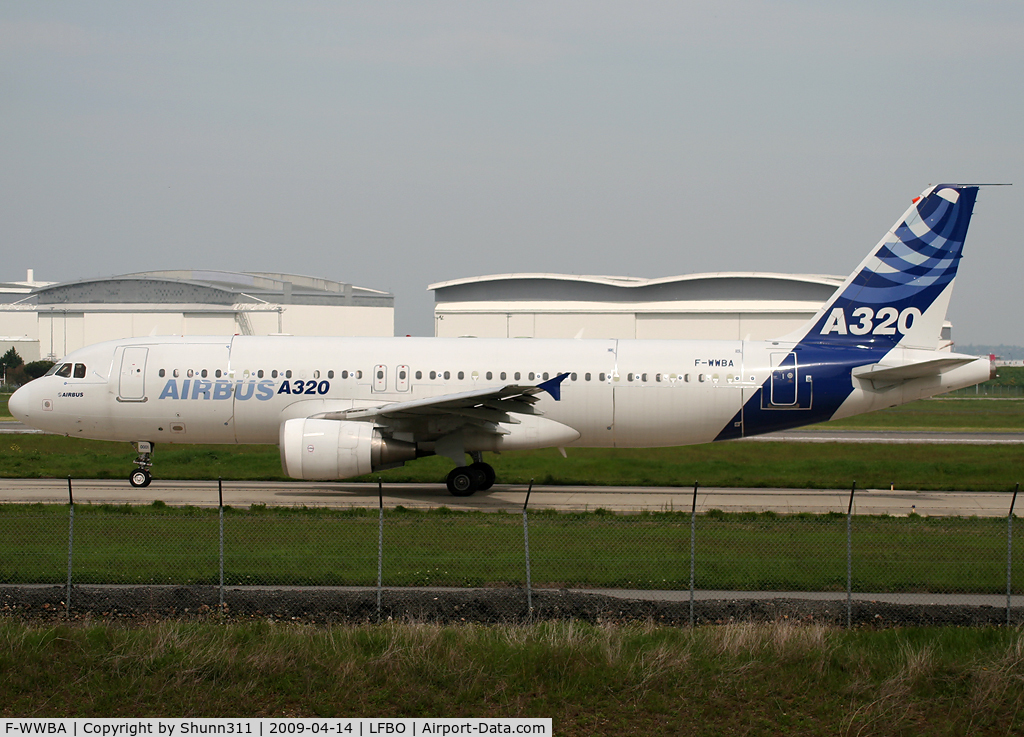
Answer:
top-left (279, 419), bottom-right (417, 480)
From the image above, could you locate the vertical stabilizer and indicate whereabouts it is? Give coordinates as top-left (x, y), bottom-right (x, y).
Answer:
top-left (788, 184), bottom-right (978, 350)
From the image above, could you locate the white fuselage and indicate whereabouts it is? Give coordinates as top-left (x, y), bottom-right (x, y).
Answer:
top-left (12, 335), bottom-right (990, 450)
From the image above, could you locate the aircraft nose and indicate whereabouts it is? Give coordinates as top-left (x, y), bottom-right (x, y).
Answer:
top-left (7, 385), bottom-right (31, 421)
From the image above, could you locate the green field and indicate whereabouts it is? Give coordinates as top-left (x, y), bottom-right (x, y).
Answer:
top-left (3, 396), bottom-right (1023, 490)
top-left (2, 504), bottom-right (1020, 593)
top-left (2, 619), bottom-right (1023, 734)
top-left (5, 433), bottom-right (1022, 490)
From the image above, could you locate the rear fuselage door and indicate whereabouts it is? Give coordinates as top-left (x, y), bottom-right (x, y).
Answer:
top-left (118, 347), bottom-right (149, 401)
top-left (770, 352), bottom-right (797, 406)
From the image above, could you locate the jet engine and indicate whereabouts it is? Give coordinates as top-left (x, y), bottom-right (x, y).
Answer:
top-left (279, 418), bottom-right (417, 480)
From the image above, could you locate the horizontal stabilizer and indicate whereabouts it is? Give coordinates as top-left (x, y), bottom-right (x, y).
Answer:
top-left (851, 356), bottom-right (977, 384)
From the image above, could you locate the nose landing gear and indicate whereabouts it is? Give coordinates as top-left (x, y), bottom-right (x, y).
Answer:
top-left (129, 441), bottom-right (154, 488)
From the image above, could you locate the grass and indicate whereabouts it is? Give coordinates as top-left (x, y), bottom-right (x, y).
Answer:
top-left (5, 434), bottom-right (1023, 490)
top-left (2, 504), bottom-right (1021, 593)
top-left (1, 619), bottom-right (1023, 735)
top-left (0, 393), bottom-right (10, 420)
top-left (815, 397), bottom-right (1024, 431)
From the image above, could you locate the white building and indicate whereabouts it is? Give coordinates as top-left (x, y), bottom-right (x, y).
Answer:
top-left (430, 272), bottom-right (849, 341)
top-left (0, 270), bottom-right (394, 362)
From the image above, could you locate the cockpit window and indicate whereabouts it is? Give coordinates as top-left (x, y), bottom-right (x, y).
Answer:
top-left (73, 364), bottom-right (87, 379)
top-left (55, 364), bottom-right (73, 378)
top-left (45, 364), bottom-right (63, 377)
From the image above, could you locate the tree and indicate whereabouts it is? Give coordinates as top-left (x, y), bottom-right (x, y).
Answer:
top-left (1, 347), bottom-right (23, 371)
top-left (23, 360), bottom-right (55, 380)
top-left (1, 347), bottom-right (24, 387)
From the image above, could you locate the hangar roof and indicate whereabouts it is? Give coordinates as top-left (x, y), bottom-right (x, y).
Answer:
top-left (429, 272), bottom-right (845, 304)
top-left (14, 270), bottom-right (392, 308)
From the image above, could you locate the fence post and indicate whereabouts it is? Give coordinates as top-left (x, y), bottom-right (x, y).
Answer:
top-left (847, 481), bottom-right (856, 629)
top-left (65, 477), bottom-right (74, 618)
top-left (377, 478), bottom-right (384, 621)
top-left (1008, 483), bottom-right (1019, 626)
top-left (522, 480), bottom-right (534, 620)
top-left (218, 478), bottom-right (224, 608)
top-left (690, 481), bottom-right (698, 627)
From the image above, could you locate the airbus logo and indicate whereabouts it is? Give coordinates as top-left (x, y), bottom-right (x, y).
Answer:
top-left (157, 379), bottom-right (331, 401)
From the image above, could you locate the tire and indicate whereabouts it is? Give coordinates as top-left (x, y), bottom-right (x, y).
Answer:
top-left (446, 467), bottom-right (479, 497)
top-left (470, 462), bottom-right (496, 491)
top-left (129, 469), bottom-right (151, 488)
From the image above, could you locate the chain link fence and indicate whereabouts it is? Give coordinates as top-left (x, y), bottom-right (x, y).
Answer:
top-left (0, 480), bottom-right (1020, 624)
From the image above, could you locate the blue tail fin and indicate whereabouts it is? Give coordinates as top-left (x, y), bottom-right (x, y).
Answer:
top-left (792, 184), bottom-right (978, 350)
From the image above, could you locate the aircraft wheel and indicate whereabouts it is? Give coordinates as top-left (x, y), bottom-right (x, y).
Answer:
top-left (129, 469), bottom-right (152, 488)
top-left (470, 462), bottom-right (496, 491)
top-left (446, 466), bottom-right (481, 497)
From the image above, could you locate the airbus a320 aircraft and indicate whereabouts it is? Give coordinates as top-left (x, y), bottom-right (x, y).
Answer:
top-left (9, 184), bottom-right (995, 495)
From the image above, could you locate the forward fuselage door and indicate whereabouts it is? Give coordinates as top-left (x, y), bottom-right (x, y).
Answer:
top-left (118, 347), bottom-right (149, 401)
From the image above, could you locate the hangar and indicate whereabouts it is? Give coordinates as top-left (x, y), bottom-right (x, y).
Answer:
top-left (0, 270), bottom-right (393, 362)
top-left (430, 272), bottom-right (850, 341)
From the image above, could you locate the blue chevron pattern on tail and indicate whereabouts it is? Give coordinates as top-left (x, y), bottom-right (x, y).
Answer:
top-left (800, 184), bottom-right (977, 349)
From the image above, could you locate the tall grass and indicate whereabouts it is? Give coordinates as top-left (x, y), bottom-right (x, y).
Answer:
top-left (2, 619), bottom-right (1023, 735)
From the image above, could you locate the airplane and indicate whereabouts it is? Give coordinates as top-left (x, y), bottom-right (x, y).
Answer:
top-left (8, 183), bottom-right (996, 495)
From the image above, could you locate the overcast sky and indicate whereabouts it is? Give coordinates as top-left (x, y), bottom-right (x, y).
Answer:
top-left (2, 1), bottom-right (1021, 343)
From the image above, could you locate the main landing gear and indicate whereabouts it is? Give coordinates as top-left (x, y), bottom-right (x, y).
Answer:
top-left (129, 441), bottom-right (154, 488)
top-left (445, 455), bottom-right (496, 497)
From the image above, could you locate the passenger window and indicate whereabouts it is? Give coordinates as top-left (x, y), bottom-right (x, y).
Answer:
top-left (698, 374), bottom-right (705, 382)
top-left (271, 370), bottom-right (278, 379)
top-left (173, 369), bottom-right (180, 378)
top-left (443, 371), bottom-right (450, 380)
top-left (201, 369), bottom-right (208, 378)
top-left (313, 370), bottom-right (320, 379)
top-left (399, 370), bottom-right (407, 380)
top-left (430, 371), bottom-right (436, 380)
top-left (500, 372), bottom-right (506, 380)
top-left (415, 370), bottom-right (422, 380)
top-left (342, 370), bottom-right (348, 379)
top-left (258, 370), bottom-right (264, 378)
top-left (376, 370), bottom-right (384, 380)
top-left (599, 373), bottom-right (606, 382)
top-left (684, 373), bottom-right (690, 382)
top-left (286, 370), bottom-right (293, 379)
top-left (215, 369), bottom-right (222, 378)
top-left (457, 371), bottom-right (464, 380)
top-left (159, 369), bottom-right (166, 378)
top-left (355, 370), bottom-right (363, 379)
top-left (328, 371), bottom-right (334, 379)
top-left (514, 372), bottom-right (521, 381)
top-left (571, 373), bottom-right (577, 381)
top-left (641, 373), bottom-right (648, 382)
top-left (656, 373), bottom-right (662, 382)
top-left (486, 371), bottom-right (492, 380)
top-left (528, 372), bottom-right (535, 381)
top-left (543, 372), bottom-right (549, 380)
top-left (585, 373), bottom-right (591, 381)
top-left (187, 369), bottom-right (195, 378)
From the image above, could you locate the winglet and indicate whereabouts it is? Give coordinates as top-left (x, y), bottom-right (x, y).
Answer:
top-left (537, 372), bottom-right (570, 401)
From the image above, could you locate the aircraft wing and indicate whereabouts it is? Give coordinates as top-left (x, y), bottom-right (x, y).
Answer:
top-left (311, 373), bottom-right (570, 426)
top-left (851, 356), bottom-right (977, 385)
